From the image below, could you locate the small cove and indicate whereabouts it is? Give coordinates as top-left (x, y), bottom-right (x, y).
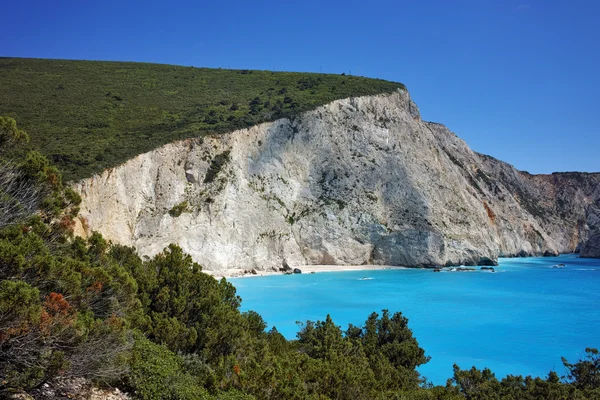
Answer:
top-left (231, 255), bottom-right (600, 385)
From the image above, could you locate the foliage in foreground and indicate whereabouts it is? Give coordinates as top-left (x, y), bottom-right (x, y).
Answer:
top-left (0, 58), bottom-right (404, 181)
top-left (0, 117), bottom-right (136, 392)
top-left (447, 357), bottom-right (600, 399)
top-left (1, 117), bottom-right (600, 399)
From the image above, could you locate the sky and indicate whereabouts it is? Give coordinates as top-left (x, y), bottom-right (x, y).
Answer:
top-left (3, 0), bottom-right (599, 174)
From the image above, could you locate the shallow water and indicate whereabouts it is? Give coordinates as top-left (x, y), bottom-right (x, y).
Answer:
top-left (230, 255), bottom-right (600, 384)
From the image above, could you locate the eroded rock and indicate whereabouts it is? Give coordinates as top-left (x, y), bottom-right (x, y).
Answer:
top-left (581, 232), bottom-right (600, 258)
top-left (73, 91), bottom-right (600, 272)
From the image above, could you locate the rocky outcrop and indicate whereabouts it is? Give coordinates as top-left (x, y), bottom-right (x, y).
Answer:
top-left (581, 202), bottom-right (600, 257)
top-left (581, 233), bottom-right (600, 258)
top-left (22, 378), bottom-right (129, 400)
top-left (73, 90), bottom-right (600, 273)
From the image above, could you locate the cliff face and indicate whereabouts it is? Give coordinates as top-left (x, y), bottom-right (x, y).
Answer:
top-left (73, 90), bottom-right (600, 273)
top-left (580, 202), bottom-right (600, 258)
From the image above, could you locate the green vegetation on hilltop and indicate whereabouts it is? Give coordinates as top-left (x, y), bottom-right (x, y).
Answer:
top-left (0, 58), bottom-right (404, 181)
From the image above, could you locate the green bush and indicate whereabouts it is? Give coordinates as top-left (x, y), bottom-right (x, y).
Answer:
top-left (123, 334), bottom-right (257, 400)
top-left (123, 333), bottom-right (209, 400)
top-left (168, 201), bottom-right (188, 218)
top-left (562, 347), bottom-right (600, 390)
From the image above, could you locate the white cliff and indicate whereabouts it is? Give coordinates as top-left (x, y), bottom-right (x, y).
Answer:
top-left (73, 90), bottom-right (600, 273)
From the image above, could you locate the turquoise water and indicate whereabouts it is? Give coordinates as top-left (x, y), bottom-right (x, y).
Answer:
top-left (231, 255), bottom-right (600, 384)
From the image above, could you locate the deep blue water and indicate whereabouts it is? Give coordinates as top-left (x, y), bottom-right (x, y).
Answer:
top-left (230, 255), bottom-right (600, 385)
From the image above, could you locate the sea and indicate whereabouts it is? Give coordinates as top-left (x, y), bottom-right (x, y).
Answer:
top-left (230, 255), bottom-right (600, 385)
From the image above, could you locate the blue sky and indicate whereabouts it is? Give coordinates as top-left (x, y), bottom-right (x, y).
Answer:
top-left (3, 0), bottom-right (599, 173)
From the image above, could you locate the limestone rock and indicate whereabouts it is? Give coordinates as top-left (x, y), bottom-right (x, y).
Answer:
top-left (581, 232), bottom-right (600, 258)
top-left (73, 90), bottom-right (600, 272)
top-left (581, 203), bottom-right (600, 258)
top-left (28, 378), bottom-right (129, 400)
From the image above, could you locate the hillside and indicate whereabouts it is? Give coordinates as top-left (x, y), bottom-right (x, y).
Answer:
top-left (0, 58), bottom-right (404, 181)
top-left (73, 91), bottom-right (600, 271)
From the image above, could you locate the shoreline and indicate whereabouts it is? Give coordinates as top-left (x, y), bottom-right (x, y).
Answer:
top-left (204, 264), bottom-right (409, 279)
top-left (204, 254), bottom-right (582, 279)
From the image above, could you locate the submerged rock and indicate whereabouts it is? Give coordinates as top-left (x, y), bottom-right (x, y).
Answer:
top-left (448, 267), bottom-right (477, 272)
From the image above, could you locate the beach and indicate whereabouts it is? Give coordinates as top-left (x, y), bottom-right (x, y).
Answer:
top-left (205, 264), bottom-right (409, 278)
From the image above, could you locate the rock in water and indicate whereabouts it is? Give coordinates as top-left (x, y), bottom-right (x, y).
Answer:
top-left (73, 90), bottom-right (600, 272)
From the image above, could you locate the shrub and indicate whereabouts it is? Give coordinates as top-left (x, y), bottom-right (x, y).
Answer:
top-left (203, 151), bottom-right (230, 184)
top-left (168, 201), bottom-right (188, 218)
top-left (123, 334), bottom-right (256, 400)
top-left (562, 348), bottom-right (600, 389)
top-left (123, 333), bottom-right (209, 400)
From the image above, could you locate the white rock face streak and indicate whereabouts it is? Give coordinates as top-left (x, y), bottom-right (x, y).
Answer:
top-left (74, 90), bottom-right (600, 273)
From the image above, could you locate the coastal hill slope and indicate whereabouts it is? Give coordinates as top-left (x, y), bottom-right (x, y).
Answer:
top-left (0, 58), bottom-right (403, 181)
top-left (2, 58), bottom-right (597, 269)
top-left (72, 90), bottom-right (600, 271)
